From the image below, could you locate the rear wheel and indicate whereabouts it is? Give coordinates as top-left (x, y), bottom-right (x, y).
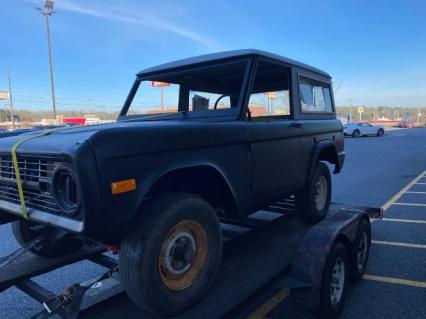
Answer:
top-left (349, 219), bottom-right (371, 281)
top-left (11, 219), bottom-right (82, 257)
top-left (352, 129), bottom-right (360, 138)
top-left (376, 128), bottom-right (384, 136)
top-left (320, 242), bottom-right (349, 318)
top-left (119, 193), bottom-right (222, 315)
top-left (296, 162), bottom-right (331, 224)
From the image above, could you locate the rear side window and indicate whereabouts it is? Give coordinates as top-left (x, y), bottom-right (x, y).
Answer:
top-left (300, 78), bottom-right (333, 113)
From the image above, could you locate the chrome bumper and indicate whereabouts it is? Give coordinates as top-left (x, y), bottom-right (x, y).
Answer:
top-left (0, 199), bottom-right (84, 233)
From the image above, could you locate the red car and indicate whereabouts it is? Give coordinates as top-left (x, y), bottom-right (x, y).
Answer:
top-left (399, 120), bottom-right (414, 128)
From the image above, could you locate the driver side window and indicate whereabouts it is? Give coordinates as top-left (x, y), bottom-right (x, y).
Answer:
top-left (248, 60), bottom-right (291, 120)
top-left (189, 91), bottom-right (232, 111)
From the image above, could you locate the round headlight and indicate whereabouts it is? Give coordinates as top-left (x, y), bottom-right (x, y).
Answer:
top-left (52, 165), bottom-right (80, 215)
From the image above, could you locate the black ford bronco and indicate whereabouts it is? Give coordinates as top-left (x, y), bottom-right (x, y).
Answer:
top-left (0, 50), bottom-right (344, 315)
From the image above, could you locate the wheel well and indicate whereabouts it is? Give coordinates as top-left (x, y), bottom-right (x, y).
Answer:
top-left (317, 146), bottom-right (338, 170)
top-left (144, 166), bottom-right (238, 218)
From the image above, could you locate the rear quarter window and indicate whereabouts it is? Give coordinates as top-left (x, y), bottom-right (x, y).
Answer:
top-left (300, 77), bottom-right (333, 113)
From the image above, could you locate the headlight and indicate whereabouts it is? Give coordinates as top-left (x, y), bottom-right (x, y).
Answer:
top-left (52, 165), bottom-right (80, 215)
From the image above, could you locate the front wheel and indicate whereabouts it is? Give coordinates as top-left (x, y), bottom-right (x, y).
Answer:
top-left (119, 193), bottom-right (222, 315)
top-left (352, 129), bottom-right (360, 138)
top-left (296, 162), bottom-right (331, 224)
top-left (376, 128), bottom-right (384, 136)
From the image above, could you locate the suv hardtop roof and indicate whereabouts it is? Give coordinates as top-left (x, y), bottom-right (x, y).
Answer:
top-left (137, 49), bottom-right (330, 78)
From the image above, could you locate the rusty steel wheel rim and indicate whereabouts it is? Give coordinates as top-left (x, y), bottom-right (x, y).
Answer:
top-left (159, 219), bottom-right (208, 291)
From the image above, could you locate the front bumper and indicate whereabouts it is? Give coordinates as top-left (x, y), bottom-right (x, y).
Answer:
top-left (0, 199), bottom-right (84, 233)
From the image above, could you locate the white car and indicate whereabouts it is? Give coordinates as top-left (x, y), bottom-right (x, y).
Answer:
top-left (343, 122), bottom-right (384, 137)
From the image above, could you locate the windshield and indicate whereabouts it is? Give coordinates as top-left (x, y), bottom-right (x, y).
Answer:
top-left (122, 60), bottom-right (248, 120)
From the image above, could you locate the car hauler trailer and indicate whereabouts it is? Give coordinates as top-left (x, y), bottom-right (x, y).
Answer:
top-left (0, 201), bottom-right (383, 319)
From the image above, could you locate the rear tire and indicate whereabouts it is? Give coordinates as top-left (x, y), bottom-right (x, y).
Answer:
top-left (296, 162), bottom-right (331, 224)
top-left (119, 193), bottom-right (222, 315)
top-left (11, 220), bottom-right (82, 257)
top-left (319, 242), bottom-right (349, 318)
top-left (349, 219), bottom-right (371, 281)
top-left (352, 130), bottom-right (360, 138)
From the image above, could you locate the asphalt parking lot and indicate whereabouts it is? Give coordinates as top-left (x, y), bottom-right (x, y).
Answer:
top-left (1, 127), bottom-right (425, 318)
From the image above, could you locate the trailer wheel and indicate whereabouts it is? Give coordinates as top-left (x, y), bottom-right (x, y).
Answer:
top-left (349, 219), bottom-right (371, 281)
top-left (296, 162), bottom-right (331, 224)
top-left (119, 193), bottom-right (222, 315)
top-left (320, 242), bottom-right (349, 318)
top-left (11, 220), bottom-right (82, 257)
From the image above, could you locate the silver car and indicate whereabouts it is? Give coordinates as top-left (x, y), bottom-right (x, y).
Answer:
top-left (343, 122), bottom-right (384, 137)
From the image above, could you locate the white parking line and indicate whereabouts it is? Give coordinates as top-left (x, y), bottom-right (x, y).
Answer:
top-left (372, 240), bottom-right (426, 249)
top-left (381, 170), bottom-right (426, 211)
top-left (392, 202), bottom-right (426, 207)
top-left (372, 218), bottom-right (426, 224)
top-left (405, 191), bottom-right (426, 194)
top-left (415, 182), bottom-right (426, 185)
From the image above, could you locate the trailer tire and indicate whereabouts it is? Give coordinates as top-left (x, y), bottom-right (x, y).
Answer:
top-left (119, 193), bottom-right (222, 316)
top-left (319, 242), bottom-right (349, 319)
top-left (11, 220), bottom-right (82, 257)
top-left (296, 162), bottom-right (331, 224)
top-left (349, 219), bottom-right (371, 281)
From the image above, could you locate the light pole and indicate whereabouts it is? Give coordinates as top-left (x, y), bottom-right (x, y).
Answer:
top-left (7, 67), bottom-right (15, 128)
top-left (35, 0), bottom-right (57, 122)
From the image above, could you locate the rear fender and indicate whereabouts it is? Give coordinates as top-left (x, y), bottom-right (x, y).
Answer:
top-left (307, 141), bottom-right (340, 184)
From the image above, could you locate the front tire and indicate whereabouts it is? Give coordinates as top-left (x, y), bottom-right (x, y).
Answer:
top-left (11, 220), bottom-right (82, 257)
top-left (296, 162), bottom-right (331, 224)
top-left (352, 129), bottom-right (360, 138)
top-left (376, 128), bottom-right (384, 136)
top-left (119, 193), bottom-right (222, 315)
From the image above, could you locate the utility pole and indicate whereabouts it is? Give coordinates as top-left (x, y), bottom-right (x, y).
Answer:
top-left (7, 67), bottom-right (15, 129)
top-left (35, 0), bottom-right (57, 122)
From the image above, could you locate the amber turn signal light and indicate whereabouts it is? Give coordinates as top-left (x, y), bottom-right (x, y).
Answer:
top-left (111, 179), bottom-right (136, 195)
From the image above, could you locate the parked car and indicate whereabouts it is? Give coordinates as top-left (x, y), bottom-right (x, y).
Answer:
top-left (343, 122), bottom-right (384, 137)
top-left (0, 49), bottom-right (345, 315)
top-left (399, 120), bottom-right (414, 128)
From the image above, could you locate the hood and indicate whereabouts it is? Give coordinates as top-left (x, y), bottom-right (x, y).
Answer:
top-left (0, 121), bottom-right (164, 156)
top-left (0, 120), bottom-right (249, 159)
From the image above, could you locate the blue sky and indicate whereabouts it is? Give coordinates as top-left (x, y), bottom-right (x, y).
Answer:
top-left (0, 0), bottom-right (425, 112)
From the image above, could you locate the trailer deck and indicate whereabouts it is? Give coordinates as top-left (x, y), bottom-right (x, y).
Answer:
top-left (0, 200), bottom-right (382, 318)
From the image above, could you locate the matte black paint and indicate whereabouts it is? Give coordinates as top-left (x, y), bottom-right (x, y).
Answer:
top-left (0, 51), bottom-right (344, 243)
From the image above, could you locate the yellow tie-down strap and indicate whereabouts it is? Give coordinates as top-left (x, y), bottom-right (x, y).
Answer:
top-left (11, 128), bottom-right (69, 219)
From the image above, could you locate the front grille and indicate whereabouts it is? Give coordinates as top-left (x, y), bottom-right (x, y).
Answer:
top-left (0, 155), bottom-right (61, 214)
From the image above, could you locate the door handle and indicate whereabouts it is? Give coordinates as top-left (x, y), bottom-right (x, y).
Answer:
top-left (291, 122), bottom-right (303, 128)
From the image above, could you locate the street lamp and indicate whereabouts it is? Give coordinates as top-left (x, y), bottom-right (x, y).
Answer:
top-left (35, 0), bottom-right (57, 122)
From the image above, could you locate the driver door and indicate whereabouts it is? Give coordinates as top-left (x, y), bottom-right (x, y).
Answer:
top-left (245, 60), bottom-right (302, 202)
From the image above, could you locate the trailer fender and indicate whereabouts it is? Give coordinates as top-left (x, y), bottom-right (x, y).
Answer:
top-left (289, 210), bottom-right (367, 288)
